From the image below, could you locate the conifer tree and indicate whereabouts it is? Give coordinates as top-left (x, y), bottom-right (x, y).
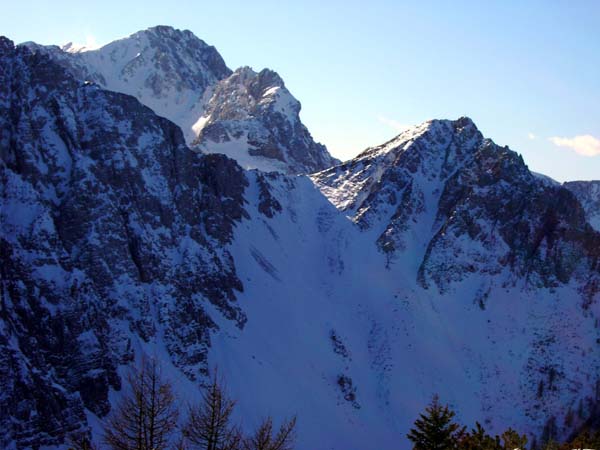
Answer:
top-left (407, 395), bottom-right (464, 450)
top-left (459, 422), bottom-right (502, 450)
top-left (566, 428), bottom-right (600, 450)
top-left (243, 416), bottom-right (297, 450)
top-left (500, 428), bottom-right (527, 450)
top-left (103, 357), bottom-right (179, 450)
top-left (539, 438), bottom-right (560, 450)
top-left (183, 370), bottom-right (242, 450)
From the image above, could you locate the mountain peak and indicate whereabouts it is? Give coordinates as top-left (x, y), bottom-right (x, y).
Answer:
top-left (144, 24), bottom-right (180, 35)
top-left (60, 26), bottom-right (199, 54)
top-left (453, 115), bottom-right (476, 129)
top-left (313, 116), bottom-right (516, 228)
top-left (20, 26), bottom-right (231, 142)
top-left (231, 66), bottom-right (286, 91)
top-left (354, 117), bottom-right (483, 165)
top-left (421, 116), bottom-right (479, 137)
top-left (18, 27), bottom-right (336, 174)
top-left (193, 62), bottom-right (338, 174)
top-left (130, 25), bottom-right (202, 44)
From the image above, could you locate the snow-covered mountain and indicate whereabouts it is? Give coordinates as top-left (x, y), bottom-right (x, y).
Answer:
top-left (564, 180), bottom-right (600, 232)
top-left (21, 26), bottom-right (231, 142)
top-left (0, 37), bottom-right (249, 448)
top-left (313, 117), bottom-right (600, 291)
top-left (20, 26), bottom-right (337, 174)
top-left (192, 66), bottom-right (338, 173)
top-left (2, 34), bottom-right (600, 450)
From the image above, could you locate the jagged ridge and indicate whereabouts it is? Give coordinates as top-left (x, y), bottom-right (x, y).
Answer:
top-left (20, 26), bottom-right (338, 175)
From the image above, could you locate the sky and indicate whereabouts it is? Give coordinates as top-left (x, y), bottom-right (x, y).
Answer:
top-left (2, 0), bottom-right (599, 182)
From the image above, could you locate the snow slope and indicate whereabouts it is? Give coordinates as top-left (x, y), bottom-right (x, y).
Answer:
top-left (218, 173), bottom-right (600, 449)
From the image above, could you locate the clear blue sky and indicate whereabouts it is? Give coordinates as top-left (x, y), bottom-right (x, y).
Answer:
top-left (3, 0), bottom-right (599, 181)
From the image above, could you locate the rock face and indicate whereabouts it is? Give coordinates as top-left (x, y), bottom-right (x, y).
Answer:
top-left (21, 26), bottom-right (232, 144)
top-left (313, 118), bottom-right (600, 292)
top-left (20, 26), bottom-right (337, 175)
top-left (564, 180), bottom-right (600, 232)
top-left (2, 32), bottom-right (600, 450)
top-left (192, 66), bottom-right (339, 173)
top-left (0, 38), bottom-right (247, 448)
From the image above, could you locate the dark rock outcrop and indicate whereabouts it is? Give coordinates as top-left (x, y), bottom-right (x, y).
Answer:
top-left (564, 180), bottom-right (600, 232)
top-left (0, 38), bottom-right (247, 448)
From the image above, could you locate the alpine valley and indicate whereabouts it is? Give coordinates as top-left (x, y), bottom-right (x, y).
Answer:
top-left (1, 26), bottom-right (599, 450)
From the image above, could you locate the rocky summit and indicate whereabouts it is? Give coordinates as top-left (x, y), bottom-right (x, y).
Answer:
top-left (193, 66), bottom-right (338, 174)
top-left (20, 26), bottom-right (337, 175)
top-left (1, 28), bottom-right (600, 450)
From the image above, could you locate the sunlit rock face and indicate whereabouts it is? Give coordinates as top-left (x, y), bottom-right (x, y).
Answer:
top-left (21, 26), bottom-right (338, 175)
top-left (193, 66), bottom-right (339, 174)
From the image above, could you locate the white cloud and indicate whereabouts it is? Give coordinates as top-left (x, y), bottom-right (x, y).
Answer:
top-left (549, 134), bottom-right (600, 157)
top-left (527, 132), bottom-right (536, 140)
top-left (377, 115), bottom-right (411, 133)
